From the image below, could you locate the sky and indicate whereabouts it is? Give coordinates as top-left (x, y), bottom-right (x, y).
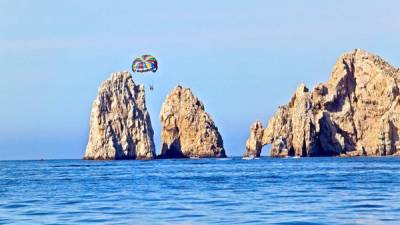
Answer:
top-left (0, 0), bottom-right (400, 160)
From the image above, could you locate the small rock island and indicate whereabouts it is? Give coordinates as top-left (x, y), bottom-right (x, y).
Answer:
top-left (244, 49), bottom-right (400, 157)
top-left (84, 71), bottom-right (156, 160)
top-left (159, 86), bottom-right (226, 158)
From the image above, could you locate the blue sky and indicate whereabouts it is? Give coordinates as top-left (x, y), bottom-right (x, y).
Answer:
top-left (1, 0), bottom-right (399, 159)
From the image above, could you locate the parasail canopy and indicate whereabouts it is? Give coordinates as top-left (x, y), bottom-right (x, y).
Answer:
top-left (132, 54), bottom-right (158, 73)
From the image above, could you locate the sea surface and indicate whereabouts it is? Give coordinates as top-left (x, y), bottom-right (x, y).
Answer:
top-left (0, 157), bottom-right (400, 225)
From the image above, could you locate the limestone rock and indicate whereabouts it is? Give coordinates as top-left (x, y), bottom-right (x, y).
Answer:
top-left (84, 71), bottom-right (156, 160)
top-left (244, 49), bottom-right (400, 157)
top-left (159, 85), bottom-right (226, 158)
top-left (244, 121), bottom-right (264, 157)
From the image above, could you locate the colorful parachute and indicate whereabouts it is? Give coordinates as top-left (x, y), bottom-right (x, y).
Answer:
top-left (132, 54), bottom-right (158, 73)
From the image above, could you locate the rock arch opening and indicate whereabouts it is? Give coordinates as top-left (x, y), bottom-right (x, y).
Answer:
top-left (260, 144), bottom-right (271, 157)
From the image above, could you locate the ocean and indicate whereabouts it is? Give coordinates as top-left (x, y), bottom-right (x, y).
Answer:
top-left (0, 157), bottom-right (399, 225)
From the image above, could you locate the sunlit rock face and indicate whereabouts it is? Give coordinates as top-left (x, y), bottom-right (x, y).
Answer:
top-left (84, 71), bottom-right (156, 160)
top-left (244, 49), bottom-right (400, 157)
top-left (159, 85), bottom-right (226, 158)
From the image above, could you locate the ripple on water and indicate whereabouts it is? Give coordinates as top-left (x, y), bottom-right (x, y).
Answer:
top-left (3, 203), bottom-right (30, 209)
top-left (275, 222), bottom-right (327, 225)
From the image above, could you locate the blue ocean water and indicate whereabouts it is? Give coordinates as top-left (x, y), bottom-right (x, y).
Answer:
top-left (0, 157), bottom-right (400, 225)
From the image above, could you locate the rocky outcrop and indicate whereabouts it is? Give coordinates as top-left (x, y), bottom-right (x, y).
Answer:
top-left (244, 121), bottom-right (264, 158)
top-left (159, 86), bottom-right (226, 158)
top-left (244, 49), bottom-right (400, 157)
top-left (84, 71), bottom-right (156, 160)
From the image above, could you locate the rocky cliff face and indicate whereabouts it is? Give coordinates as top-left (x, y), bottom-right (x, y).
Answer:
top-left (244, 49), bottom-right (400, 157)
top-left (84, 71), bottom-right (156, 160)
top-left (159, 86), bottom-right (226, 158)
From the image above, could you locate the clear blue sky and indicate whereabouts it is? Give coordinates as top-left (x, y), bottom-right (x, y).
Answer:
top-left (1, 0), bottom-right (399, 159)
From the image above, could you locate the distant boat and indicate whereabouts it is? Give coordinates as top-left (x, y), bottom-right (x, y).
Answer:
top-left (190, 156), bottom-right (200, 159)
top-left (242, 156), bottom-right (259, 160)
top-left (284, 156), bottom-right (301, 159)
top-left (216, 158), bottom-right (231, 160)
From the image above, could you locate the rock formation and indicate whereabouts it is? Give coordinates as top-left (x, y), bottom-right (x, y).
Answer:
top-left (159, 85), bottom-right (226, 158)
top-left (84, 71), bottom-right (156, 160)
top-left (244, 49), bottom-right (400, 157)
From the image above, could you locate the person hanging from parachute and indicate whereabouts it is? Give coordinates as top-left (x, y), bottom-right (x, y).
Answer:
top-left (132, 54), bottom-right (158, 91)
